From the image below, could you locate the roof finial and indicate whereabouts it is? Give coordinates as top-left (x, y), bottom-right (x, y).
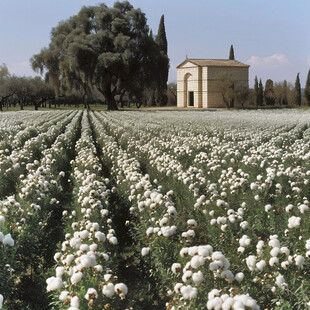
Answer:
top-left (186, 54), bottom-right (188, 59)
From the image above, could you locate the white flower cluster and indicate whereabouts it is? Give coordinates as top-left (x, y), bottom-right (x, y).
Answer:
top-left (168, 242), bottom-right (255, 308)
top-left (206, 289), bottom-right (260, 310)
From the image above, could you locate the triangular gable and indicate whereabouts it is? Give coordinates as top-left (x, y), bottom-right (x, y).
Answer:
top-left (176, 59), bottom-right (199, 69)
top-left (177, 59), bottom-right (250, 68)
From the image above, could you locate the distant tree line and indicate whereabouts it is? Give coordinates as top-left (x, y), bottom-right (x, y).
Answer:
top-left (218, 72), bottom-right (310, 109)
top-left (250, 72), bottom-right (309, 108)
top-left (217, 45), bottom-right (310, 109)
top-left (0, 63), bottom-right (105, 111)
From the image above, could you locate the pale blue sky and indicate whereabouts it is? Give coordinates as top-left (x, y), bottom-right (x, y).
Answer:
top-left (1, 0), bottom-right (310, 87)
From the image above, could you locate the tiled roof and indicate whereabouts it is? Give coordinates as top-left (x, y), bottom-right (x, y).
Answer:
top-left (177, 59), bottom-right (250, 68)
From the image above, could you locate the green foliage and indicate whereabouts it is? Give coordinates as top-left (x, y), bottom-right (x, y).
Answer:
top-left (274, 80), bottom-right (289, 106)
top-left (31, 1), bottom-right (166, 110)
top-left (229, 44), bottom-right (235, 60)
top-left (293, 73), bottom-right (302, 106)
top-left (155, 14), bottom-right (169, 107)
top-left (258, 78), bottom-right (264, 106)
top-left (304, 69), bottom-right (310, 106)
top-left (254, 75), bottom-right (259, 107)
top-left (264, 79), bottom-right (275, 105)
top-left (156, 15), bottom-right (168, 55)
top-left (0, 63), bottom-right (9, 80)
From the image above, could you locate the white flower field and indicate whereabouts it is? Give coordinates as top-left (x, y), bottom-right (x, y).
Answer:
top-left (0, 109), bottom-right (310, 309)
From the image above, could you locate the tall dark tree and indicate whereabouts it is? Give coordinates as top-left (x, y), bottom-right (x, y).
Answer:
top-left (155, 14), bottom-right (169, 106)
top-left (258, 79), bottom-right (264, 106)
top-left (156, 15), bottom-right (167, 54)
top-left (229, 45), bottom-right (235, 60)
top-left (293, 73), bottom-right (302, 106)
top-left (304, 69), bottom-right (310, 106)
top-left (254, 76), bottom-right (259, 107)
top-left (264, 79), bottom-right (275, 105)
top-left (31, 1), bottom-right (164, 110)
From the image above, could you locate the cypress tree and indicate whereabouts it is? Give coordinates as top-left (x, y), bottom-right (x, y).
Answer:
top-left (294, 73), bottom-right (301, 106)
top-left (155, 15), bottom-right (169, 106)
top-left (304, 69), bottom-right (310, 106)
top-left (258, 79), bottom-right (264, 106)
top-left (229, 45), bottom-right (235, 60)
top-left (156, 15), bottom-right (167, 54)
top-left (283, 80), bottom-right (288, 105)
top-left (254, 76), bottom-right (259, 107)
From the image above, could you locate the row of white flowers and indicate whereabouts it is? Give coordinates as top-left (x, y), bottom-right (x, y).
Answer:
top-left (0, 110), bottom-right (79, 243)
top-left (0, 111), bottom-right (70, 157)
top-left (0, 111), bottom-right (59, 150)
top-left (47, 111), bottom-right (127, 310)
top-left (0, 111), bottom-right (76, 201)
top-left (0, 111), bottom-right (80, 309)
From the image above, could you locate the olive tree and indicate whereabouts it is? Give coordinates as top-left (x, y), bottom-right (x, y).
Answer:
top-left (31, 1), bottom-right (165, 110)
top-left (217, 73), bottom-right (235, 108)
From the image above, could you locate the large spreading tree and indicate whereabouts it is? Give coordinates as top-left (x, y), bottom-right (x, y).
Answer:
top-left (31, 1), bottom-right (166, 110)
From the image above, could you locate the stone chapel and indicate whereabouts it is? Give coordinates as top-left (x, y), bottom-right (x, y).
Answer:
top-left (177, 59), bottom-right (249, 108)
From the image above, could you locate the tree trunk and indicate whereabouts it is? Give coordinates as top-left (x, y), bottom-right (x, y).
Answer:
top-left (100, 85), bottom-right (118, 110)
top-left (82, 94), bottom-right (90, 110)
top-left (221, 94), bottom-right (230, 109)
top-left (107, 96), bottom-right (118, 110)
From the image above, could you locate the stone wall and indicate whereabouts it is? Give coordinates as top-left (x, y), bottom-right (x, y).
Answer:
top-left (207, 67), bottom-right (249, 108)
